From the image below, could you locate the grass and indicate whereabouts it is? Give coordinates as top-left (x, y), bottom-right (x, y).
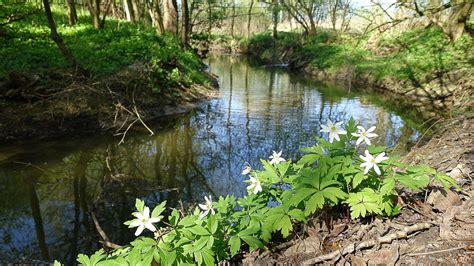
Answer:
top-left (0, 4), bottom-right (207, 89)
top-left (246, 27), bottom-right (473, 82)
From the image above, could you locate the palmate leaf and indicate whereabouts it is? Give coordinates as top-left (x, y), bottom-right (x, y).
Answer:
top-left (434, 173), bottom-right (460, 190)
top-left (346, 189), bottom-right (382, 219)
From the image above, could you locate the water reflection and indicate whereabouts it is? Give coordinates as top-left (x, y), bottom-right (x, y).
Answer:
top-left (0, 55), bottom-right (421, 262)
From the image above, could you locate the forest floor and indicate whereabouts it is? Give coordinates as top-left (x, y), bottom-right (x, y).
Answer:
top-left (243, 115), bottom-right (473, 265)
top-left (0, 64), bottom-right (218, 142)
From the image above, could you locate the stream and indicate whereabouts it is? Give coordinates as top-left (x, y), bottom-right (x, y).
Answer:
top-left (0, 55), bottom-right (423, 262)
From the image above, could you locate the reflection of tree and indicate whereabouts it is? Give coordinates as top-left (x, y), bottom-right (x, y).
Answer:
top-left (26, 175), bottom-right (50, 261)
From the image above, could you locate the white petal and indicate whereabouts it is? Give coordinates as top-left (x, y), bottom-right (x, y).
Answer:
top-left (335, 121), bottom-right (343, 126)
top-left (352, 132), bottom-right (361, 137)
top-left (135, 225), bottom-right (145, 236)
top-left (356, 137), bottom-right (363, 146)
top-left (132, 212), bottom-right (143, 219)
top-left (210, 208), bottom-right (215, 215)
top-left (357, 125), bottom-right (365, 131)
top-left (143, 207), bottom-right (150, 219)
top-left (364, 137), bottom-right (371, 145)
top-left (334, 134), bottom-right (341, 141)
top-left (367, 133), bottom-right (378, 138)
top-left (129, 220), bottom-right (143, 228)
top-left (375, 152), bottom-right (388, 162)
top-left (364, 166), bottom-right (370, 174)
top-left (374, 164), bottom-right (381, 175)
top-left (149, 217), bottom-right (161, 223)
top-left (339, 129), bottom-right (347, 135)
top-left (199, 204), bottom-right (208, 211)
top-left (254, 183), bottom-right (262, 194)
top-left (366, 126), bottom-right (376, 133)
top-left (364, 150), bottom-right (371, 158)
top-left (145, 222), bottom-right (157, 232)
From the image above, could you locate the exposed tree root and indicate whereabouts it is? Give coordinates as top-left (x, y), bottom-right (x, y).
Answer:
top-left (303, 222), bottom-right (432, 264)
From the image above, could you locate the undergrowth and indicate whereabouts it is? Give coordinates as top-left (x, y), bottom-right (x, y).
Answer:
top-left (70, 118), bottom-right (458, 265)
top-left (0, 4), bottom-right (207, 92)
top-left (246, 27), bottom-right (473, 82)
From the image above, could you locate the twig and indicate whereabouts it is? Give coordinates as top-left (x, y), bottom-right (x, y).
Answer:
top-left (303, 222), bottom-right (432, 264)
top-left (406, 245), bottom-right (469, 256)
top-left (91, 212), bottom-right (122, 249)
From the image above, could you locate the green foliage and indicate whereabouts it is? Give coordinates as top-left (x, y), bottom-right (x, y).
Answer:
top-left (74, 117), bottom-right (457, 265)
top-left (0, 4), bottom-right (207, 93)
top-left (246, 28), bottom-right (473, 82)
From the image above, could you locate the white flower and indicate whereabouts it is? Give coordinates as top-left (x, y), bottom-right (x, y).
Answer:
top-left (320, 120), bottom-right (347, 143)
top-left (198, 195), bottom-right (215, 219)
top-left (129, 206), bottom-right (160, 236)
top-left (359, 150), bottom-right (389, 175)
top-left (269, 150), bottom-right (285, 165)
top-left (352, 126), bottom-right (378, 145)
top-left (246, 175), bottom-right (262, 194)
top-left (242, 165), bottom-right (252, 175)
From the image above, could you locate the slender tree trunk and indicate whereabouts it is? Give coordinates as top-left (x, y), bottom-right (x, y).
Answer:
top-left (272, 0), bottom-right (278, 39)
top-left (123, 0), bottom-right (135, 21)
top-left (230, 1), bottom-right (235, 37)
top-left (148, 0), bottom-right (165, 34)
top-left (132, 0), bottom-right (141, 22)
top-left (87, 0), bottom-right (102, 28)
top-left (247, 0), bottom-right (254, 38)
top-left (181, 0), bottom-right (190, 44)
top-left (163, 0), bottom-right (178, 34)
top-left (42, 0), bottom-right (80, 68)
top-left (66, 0), bottom-right (78, 25)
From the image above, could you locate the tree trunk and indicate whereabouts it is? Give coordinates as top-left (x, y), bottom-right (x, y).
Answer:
top-left (272, 0), bottom-right (278, 39)
top-left (132, 0), bottom-right (141, 22)
top-left (230, 1), bottom-right (235, 37)
top-left (445, 0), bottom-right (473, 41)
top-left (66, 0), bottom-right (78, 25)
top-left (163, 0), bottom-right (178, 34)
top-left (148, 0), bottom-right (165, 34)
top-left (181, 0), bottom-right (190, 44)
top-left (123, 0), bottom-right (135, 22)
top-left (87, 0), bottom-right (102, 28)
top-left (247, 0), bottom-right (254, 38)
top-left (42, 0), bottom-right (80, 69)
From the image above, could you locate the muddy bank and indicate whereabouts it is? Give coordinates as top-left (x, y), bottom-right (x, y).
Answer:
top-left (0, 63), bottom-right (218, 142)
top-left (245, 115), bottom-right (473, 265)
top-left (302, 65), bottom-right (473, 118)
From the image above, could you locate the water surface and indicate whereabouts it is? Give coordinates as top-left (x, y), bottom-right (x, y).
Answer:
top-left (0, 55), bottom-right (422, 263)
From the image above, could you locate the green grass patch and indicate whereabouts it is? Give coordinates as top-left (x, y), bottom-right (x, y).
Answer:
top-left (0, 4), bottom-right (207, 90)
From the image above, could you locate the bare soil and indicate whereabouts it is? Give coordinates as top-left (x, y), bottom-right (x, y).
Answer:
top-left (0, 63), bottom-right (218, 142)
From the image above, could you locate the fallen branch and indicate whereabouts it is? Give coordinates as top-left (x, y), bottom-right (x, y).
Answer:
top-left (91, 212), bottom-right (122, 249)
top-left (406, 245), bottom-right (470, 256)
top-left (303, 222), bottom-right (432, 264)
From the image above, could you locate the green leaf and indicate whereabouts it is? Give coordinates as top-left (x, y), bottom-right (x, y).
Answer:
top-left (305, 192), bottom-right (324, 215)
top-left (54, 261), bottom-right (62, 266)
top-left (288, 209), bottom-right (305, 222)
top-left (189, 225), bottom-right (210, 236)
top-left (380, 178), bottom-right (395, 195)
top-left (240, 235), bottom-right (263, 249)
top-left (229, 236), bottom-right (241, 256)
top-left (152, 201), bottom-right (167, 218)
top-left (135, 199), bottom-right (145, 213)
top-left (352, 172), bottom-right (365, 190)
top-left (208, 214), bottom-right (218, 234)
top-left (202, 249), bottom-right (215, 266)
top-left (186, 237), bottom-right (209, 254)
top-left (77, 254), bottom-right (91, 266)
top-left (287, 187), bottom-right (315, 206)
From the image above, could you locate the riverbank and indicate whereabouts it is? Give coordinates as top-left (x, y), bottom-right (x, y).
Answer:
top-left (244, 29), bottom-right (473, 118)
top-left (0, 5), bottom-right (218, 142)
top-left (245, 115), bottom-right (473, 265)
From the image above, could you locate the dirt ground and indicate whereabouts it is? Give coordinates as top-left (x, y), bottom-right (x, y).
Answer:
top-left (245, 115), bottom-right (473, 265)
top-left (0, 64), bottom-right (218, 143)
